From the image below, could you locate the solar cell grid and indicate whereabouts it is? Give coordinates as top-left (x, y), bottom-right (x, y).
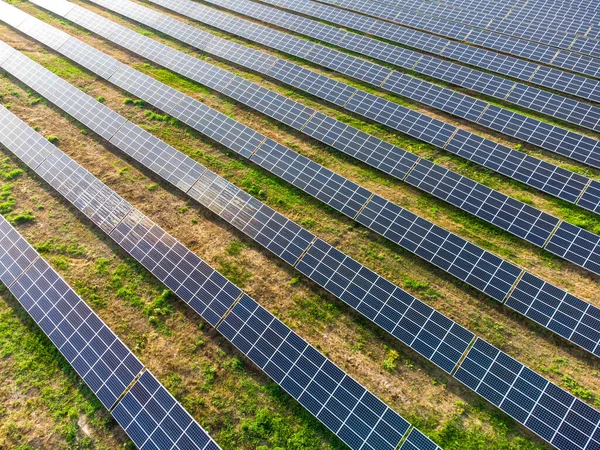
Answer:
top-left (109, 209), bottom-right (242, 326)
top-left (188, 170), bottom-right (315, 265)
top-left (222, 77), bottom-right (314, 131)
top-left (356, 195), bottom-right (523, 301)
top-left (0, 0), bottom-right (29, 27)
top-left (545, 222), bottom-right (600, 276)
top-left (0, 215), bottom-right (222, 449)
top-left (26, 0), bottom-right (75, 16)
top-left (5, 38), bottom-right (600, 450)
top-left (578, 181), bottom-right (600, 215)
top-left (0, 216), bottom-right (39, 286)
top-left (320, 0), bottom-right (600, 75)
top-left (35, 149), bottom-right (133, 234)
top-left (217, 294), bottom-right (410, 450)
top-left (505, 272), bottom-right (600, 357)
top-left (399, 428), bottom-right (442, 450)
top-left (169, 95), bottom-right (265, 158)
top-left (109, 121), bottom-right (206, 192)
top-left (454, 339), bottom-right (600, 450)
top-left (295, 238), bottom-right (475, 373)
top-left (109, 64), bottom-right (185, 114)
top-left (0, 52), bottom-right (127, 141)
top-left (301, 111), bottom-right (419, 180)
top-left (58, 37), bottom-right (123, 80)
top-left (0, 98), bottom-right (439, 450)
top-left (16, 16), bottom-right (71, 51)
top-left (0, 105), bottom-right (55, 168)
top-left (444, 130), bottom-right (591, 206)
top-left (112, 371), bottom-right (220, 450)
top-left (404, 159), bottom-right (560, 247)
top-left (250, 139), bottom-right (372, 218)
top-left (8, 256), bottom-right (143, 408)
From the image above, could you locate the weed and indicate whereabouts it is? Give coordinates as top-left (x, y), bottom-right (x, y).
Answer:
top-left (2, 169), bottom-right (23, 180)
top-left (382, 345), bottom-right (399, 372)
top-left (47, 135), bottom-right (59, 144)
top-left (217, 259), bottom-right (252, 288)
top-left (144, 110), bottom-right (169, 121)
top-left (8, 210), bottom-right (35, 224)
top-left (226, 239), bottom-right (245, 256)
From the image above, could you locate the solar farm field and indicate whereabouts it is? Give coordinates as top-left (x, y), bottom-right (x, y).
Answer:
top-left (0, 0), bottom-right (599, 449)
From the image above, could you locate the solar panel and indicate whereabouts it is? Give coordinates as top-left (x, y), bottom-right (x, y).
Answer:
top-left (0, 0), bottom-right (29, 28)
top-left (399, 428), bottom-right (442, 450)
top-left (295, 239), bottom-right (475, 373)
top-left (217, 294), bottom-right (411, 450)
top-left (454, 338), bottom-right (600, 450)
top-left (0, 216), bottom-right (221, 449)
top-left (443, 130), bottom-right (591, 206)
top-left (0, 104), bottom-right (55, 168)
top-left (112, 370), bottom-right (220, 450)
top-left (8, 252), bottom-right (143, 409)
top-left (316, 0), bottom-right (600, 78)
top-left (356, 194), bottom-right (523, 301)
top-left (578, 181), bottom-right (600, 215)
top-left (1, 51), bottom-right (127, 141)
top-left (169, 96), bottom-right (265, 158)
top-left (0, 216), bottom-right (39, 286)
top-left (188, 169), bottom-right (315, 265)
top-left (31, 0), bottom-right (600, 218)
top-left (15, 14), bottom-right (71, 51)
top-left (58, 37), bottom-right (124, 80)
top-left (250, 139), bottom-right (372, 218)
top-left (36, 150), bottom-right (134, 234)
top-left (109, 121), bottom-right (206, 193)
top-left (545, 222), bottom-right (600, 276)
top-left (109, 209), bottom-right (242, 327)
top-left (405, 159), bottom-right (560, 247)
top-left (505, 272), bottom-right (600, 357)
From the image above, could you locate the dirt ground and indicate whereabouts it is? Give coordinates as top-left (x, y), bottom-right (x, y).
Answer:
top-left (0, 0), bottom-right (599, 449)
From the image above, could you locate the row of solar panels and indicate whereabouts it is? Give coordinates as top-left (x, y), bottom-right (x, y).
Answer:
top-left (143, 0), bottom-right (600, 164)
top-left (257, 0), bottom-right (600, 91)
top-left (315, 0), bottom-right (600, 67)
top-left (366, 0), bottom-right (596, 37)
top-left (0, 215), bottom-right (221, 450)
top-left (175, 0), bottom-right (600, 135)
top-left (0, 101), bottom-right (438, 450)
top-left (23, 0), bottom-right (600, 283)
top-left (6, 6), bottom-right (600, 365)
top-left (342, 0), bottom-right (600, 55)
top-left (1, 33), bottom-right (599, 450)
top-left (68, 0), bottom-right (600, 222)
top-left (81, 0), bottom-right (600, 204)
